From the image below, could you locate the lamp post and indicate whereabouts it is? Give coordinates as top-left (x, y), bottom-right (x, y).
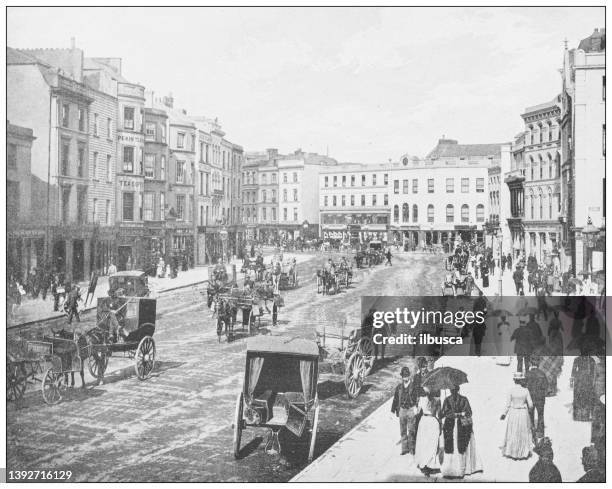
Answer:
top-left (581, 216), bottom-right (599, 278)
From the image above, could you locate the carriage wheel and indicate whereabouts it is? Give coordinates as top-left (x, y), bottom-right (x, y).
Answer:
top-left (7, 363), bottom-right (28, 401)
top-left (87, 346), bottom-right (108, 380)
top-left (135, 336), bottom-right (156, 380)
top-left (308, 397), bottom-right (320, 462)
top-left (233, 391), bottom-right (244, 459)
top-left (41, 368), bottom-right (63, 405)
top-left (344, 351), bottom-right (365, 399)
top-left (358, 337), bottom-right (375, 376)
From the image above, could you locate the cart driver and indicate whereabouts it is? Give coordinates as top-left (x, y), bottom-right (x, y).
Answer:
top-left (325, 258), bottom-right (336, 274)
top-left (272, 258), bottom-right (282, 293)
top-left (340, 256), bottom-right (349, 270)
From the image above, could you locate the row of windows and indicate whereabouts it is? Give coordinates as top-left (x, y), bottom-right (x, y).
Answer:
top-left (528, 154), bottom-right (560, 181)
top-left (90, 198), bottom-right (113, 225)
top-left (525, 121), bottom-right (559, 146)
top-left (60, 140), bottom-right (87, 178)
top-left (243, 172), bottom-right (298, 185)
top-left (122, 191), bottom-right (193, 222)
top-left (245, 207), bottom-right (298, 222)
top-left (62, 104), bottom-right (90, 133)
top-left (527, 193), bottom-right (561, 220)
top-left (392, 177), bottom-right (485, 194)
top-left (392, 203), bottom-right (485, 223)
top-left (323, 194), bottom-right (389, 207)
top-left (324, 173), bottom-right (389, 188)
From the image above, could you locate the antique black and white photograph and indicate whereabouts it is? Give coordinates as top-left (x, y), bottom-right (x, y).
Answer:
top-left (4, 4), bottom-right (607, 483)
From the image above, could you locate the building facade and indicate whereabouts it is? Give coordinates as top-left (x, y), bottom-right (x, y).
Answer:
top-left (506, 132), bottom-right (527, 258)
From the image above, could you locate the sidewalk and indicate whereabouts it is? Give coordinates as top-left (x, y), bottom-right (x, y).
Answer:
top-left (473, 266), bottom-right (533, 297)
top-left (292, 353), bottom-right (590, 482)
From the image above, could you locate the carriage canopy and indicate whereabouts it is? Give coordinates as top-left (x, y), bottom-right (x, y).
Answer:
top-left (244, 336), bottom-right (319, 406)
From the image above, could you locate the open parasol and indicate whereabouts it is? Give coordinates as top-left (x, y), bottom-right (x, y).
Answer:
top-left (422, 366), bottom-right (468, 391)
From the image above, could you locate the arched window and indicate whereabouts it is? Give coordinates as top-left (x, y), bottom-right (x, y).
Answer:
top-left (393, 205), bottom-right (399, 222)
top-left (538, 190), bottom-right (543, 219)
top-left (539, 155), bottom-right (544, 180)
top-left (530, 193), bottom-right (534, 219)
top-left (412, 204), bottom-right (418, 223)
top-left (283, 189), bottom-right (287, 202)
top-left (402, 203), bottom-right (409, 222)
top-left (427, 204), bottom-right (434, 223)
top-left (476, 204), bottom-right (485, 222)
top-left (542, 123), bottom-right (548, 142)
top-left (530, 157), bottom-right (535, 180)
top-left (446, 204), bottom-right (454, 223)
top-left (548, 153), bottom-right (553, 178)
top-left (461, 204), bottom-right (469, 223)
top-left (556, 152), bottom-right (561, 178)
top-left (548, 191), bottom-right (553, 219)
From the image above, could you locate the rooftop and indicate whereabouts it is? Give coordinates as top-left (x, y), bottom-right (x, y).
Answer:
top-left (426, 138), bottom-right (504, 159)
top-left (577, 28), bottom-right (605, 53)
top-left (7, 47), bottom-right (50, 67)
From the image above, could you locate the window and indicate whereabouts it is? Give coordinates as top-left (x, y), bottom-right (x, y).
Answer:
top-left (272, 173), bottom-right (276, 183)
top-left (372, 195), bottom-right (377, 206)
top-left (107, 118), bottom-right (112, 138)
top-left (106, 200), bottom-right (111, 225)
top-left (461, 178), bottom-right (469, 193)
top-left (145, 123), bottom-right (156, 139)
top-left (412, 179), bottom-right (418, 193)
top-left (61, 187), bottom-right (70, 223)
top-left (283, 189), bottom-right (288, 202)
top-left (123, 106), bottom-right (134, 130)
top-left (384, 174), bottom-right (388, 185)
top-left (92, 198), bottom-right (98, 223)
top-left (262, 208), bottom-right (267, 221)
top-left (402, 203), bottom-right (409, 222)
top-left (160, 193), bottom-right (165, 219)
top-left (176, 195), bottom-right (185, 220)
top-left (427, 204), bottom-right (434, 223)
top-left (293, 189), bottom-right (298, 201)
top-left (160, 155), bottom-right (166, 180)
top-left (394, 180), bottom-right (399, 194)
top-left (476, 204), bottom-right (485, 222)
top-left (548, 192), bottom-right (553, 219)
top-left (351, 175), bottom-right (355, 186)
top-left (284, 173), bottom-right (288, 184)
top-left (324, 196), bottom-right (328, 207)
top-left (92, 152), bottom-right (98, 178)
top-left (177, 133), bottom-right (185, 149)
top-left (324, 176), bottom-right (329, 187)
top-left (160, 124), bottom-right (166, 143)
top-left (272, 189), bottom-right (276, 202)
top-left (176, 160), bottom-right (185, 183)
top-left (77, 145), bottom-right (85, 177)
top-left (403, 180), bottom-right (409, 194)
top-left (123, 146), bottom-right (134, 173)
top-left (122, 192), bottom-right (134, 221)
top-left (341, 175), bottom-right (346, 187)
top-left (61, 141), bottom-right (70, 175)
top-left (342, 195), bottom-right (346, 206)
top-left (144, 192), bottom-right (154, 220)
top-left (78, 107), bottom-right (85, 132)
top-left (427, 178), bottom-right (434, 193)
top-left (333, 175), bottom-right (337, 187)
top-left (476, 178), bottom-right (484, 192)
top-left (62, 104), bottom-right (69, 128)
top-left (272, 208), bottom-right (276, 221)
top-left (393, 205), bottom-right (399, 222)
top-left (384, 194), bottom-right (388, 205)
top-left (106, 155), bottom-right (112, 181)
top-left (412, 204), bottom-right (418, 222)
top-left (293, 208), bottom-right (298, 221)
top-left (361, 175), bottom-right (366, 186)
top-left (351, 195), bottom-right (355, 206)
top-left (77, 188), bottom-right (87, 224)
top-left (372, 174), bottom-right (377, 186)
top-left (262, 174), bottom-right (267, 185)
top-left (144, 154), bottom-right (155, 178)
top-left (446, 178), bottom-right (454, 193)
top-left (93, 114), bottom-right (99, 136)
top-left (548, 155), bottom-right (553, 179)
top-left (461, 204), bottom-right (469, 223)
top-left (446, 204), bottom-right (454, 223)
top-left (283, 208), bottom-right (288, 221)
top-left (8, 143), bottom-right (17, 169)
top-left (293, 172), bottom-right (298, 183)
top-left (262, 190), bottom-right (267, 202)
top-left (333, 196), bottom-right (337, 206)
top-left (361, 195), bottom-right (366, 206)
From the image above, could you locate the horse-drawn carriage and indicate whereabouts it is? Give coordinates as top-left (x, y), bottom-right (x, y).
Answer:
top-left (315, 321), bottom-right (375, 398)
top-left (241, 256), bottom-right (265, 282)
top-left (233, 336), bottom-right (320, 462)
top-left (278, 261), bottom-right (299, 290)
top-left (441, 271), bottom-right (472, 296)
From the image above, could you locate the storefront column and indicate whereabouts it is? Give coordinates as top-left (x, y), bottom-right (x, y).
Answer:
top-left (84, 238), bottom-right (91, 281)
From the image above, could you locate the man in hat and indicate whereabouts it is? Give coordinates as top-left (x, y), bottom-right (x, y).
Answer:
top-left (391, 366), bottom-right (419, 455)
top-left (511, 318), bottom-right (532, 372)
top-left (577, 445), bottom-right (605, 482)
top-left (529, 437), bottom-right (562, 482)
top-left (525, 356), bottom-right (548, 439)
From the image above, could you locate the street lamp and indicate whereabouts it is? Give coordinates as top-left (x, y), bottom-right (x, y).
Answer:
top-left (582, 216), bottom-right (599, 277)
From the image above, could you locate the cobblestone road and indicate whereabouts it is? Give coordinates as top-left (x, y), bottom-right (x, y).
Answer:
top-left (7, 252), bottom-right (446, 482)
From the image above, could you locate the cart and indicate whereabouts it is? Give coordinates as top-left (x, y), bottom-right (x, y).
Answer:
top-left (278, 262), bottom-right (299, 290)
top-left (217, 286), bottom-right (283, 338)
top-left (84, 296), bottom-right (157, 382)
top-left (233, 336), bottom-right (320, 462)
top-left (315, 320), bottom-right (375, 398)
top-left (108, 271), bottom-right (150, 297)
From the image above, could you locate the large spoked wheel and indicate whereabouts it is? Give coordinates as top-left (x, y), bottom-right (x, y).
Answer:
top-left (87, 335), bottom-right (108, 380)
top-left (7, 362), bottom-right (28, 401)
top-left (41, 368), bottom-right (63, 405)
top-left (344, 351), bottom-right (365, 399)
top-left (233, 391), bottom-right (244, 459)
top-left (358, 337), bottom-right (375, 376)
top-left (135, 335), bottom-right (156, 380)
top-left (308, 396), bottom-right (320, 462)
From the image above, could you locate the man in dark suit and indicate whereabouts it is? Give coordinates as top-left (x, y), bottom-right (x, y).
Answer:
top-left (525, 356), bottom-right (548, 439)
top-left (526, 313), bottom-right (544, 348)
top-left (391, 366), bottom-right (419, 455)
top-left (511, 319), bottom-right (532, 372)
top-left (472, 291), bottom-right (488, 356)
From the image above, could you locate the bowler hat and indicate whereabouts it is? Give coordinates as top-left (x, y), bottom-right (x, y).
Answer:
top-left (400, 366), bottom-right (411, 378)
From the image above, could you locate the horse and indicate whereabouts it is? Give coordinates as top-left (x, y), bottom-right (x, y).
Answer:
top-left (50, 328), bottom-right (86, 389)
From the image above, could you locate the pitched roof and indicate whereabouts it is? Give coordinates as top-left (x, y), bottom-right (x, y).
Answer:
top-left (578, 28), bottom-right (605, 53)
top-left (7, 47), bottom-right (50, 67)
top-left (426, 139), bottom-right (503, 159)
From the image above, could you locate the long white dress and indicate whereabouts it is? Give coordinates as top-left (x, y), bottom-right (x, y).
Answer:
top-left (415, 396), bottom-right (441, 471)
top-left (501, 385), bottom-right (534, 459)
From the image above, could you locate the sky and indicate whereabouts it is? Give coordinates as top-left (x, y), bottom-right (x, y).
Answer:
top-left (7, 6), bottom-right (605, 163)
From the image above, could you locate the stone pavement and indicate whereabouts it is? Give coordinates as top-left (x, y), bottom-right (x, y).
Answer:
top-left (292, 353), bottom-right (591, 482)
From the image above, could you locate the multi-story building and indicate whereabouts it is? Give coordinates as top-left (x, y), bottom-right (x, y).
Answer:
top-left (487, 144), bottom-right (512, 258)
top-left (561, 28), bottom-right (606, 277)
top-left (242, 151), bottom-right (267, 241)
top-left (258, 156), bottom-right (280, 242)
top-left (520, 97), bottom-right (563, 264)
top-left (506, 132), bottom-right (527, 259)
top-left (7, 122), bottom-right (39, 282)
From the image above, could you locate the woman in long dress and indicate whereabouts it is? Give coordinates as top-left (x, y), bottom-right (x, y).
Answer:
top-left (571, 354), bottom-right (596, 421)
top-left (496, 315), bottom-right (512, 366)
top-left (415, 388), bottom-right (441, 476)
top-left (440, 385), bottom-right (482, 478)
top-left (500, 373), bottom-right (534, 460)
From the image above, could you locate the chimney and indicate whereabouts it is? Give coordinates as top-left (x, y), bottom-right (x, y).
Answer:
top-left (266, 148), bottom-right (278, 160)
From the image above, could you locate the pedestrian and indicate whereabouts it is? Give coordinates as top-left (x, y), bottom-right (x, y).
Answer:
top-left (501, 254), bottom-right (507, 273)
top-left (415, 386), bottom-right (441, 477)
top-left (40, 268), bottom-right (51, 301)
top-left (526, 313), bottom-right (544, 348)
top-left (440, 384), bottom-right (482, 479)
top-left (480, 259), bottom-right (489, 288)
top-left (126, 255), bottom-right (132, 271)
top-left (507, 253), bottom-right (513, 271)
top-left (511, 318), bottom-right (532, 372)
top-left (496, 314), bottom-right (512, 366)
top-left (570, 352), bottom-right (596, 421)
top-left (391, 366), bottom-right (419, 455)
top-left (157, 257), bottom-right (165, 278)
top-left (500, 372), bottom-right (534, 460)
top-left (108, 261), bottom-right (117, 275)
top-left (385, 248), bottom-right (392, 266)
top-left (84, 270), bottom-right (98, 306)
top-left (528, 437), bottom-right (562, 482)
top-left (525, 356), bottom-right (548, 440)
top-left (464, 271), bottom-right (474, 296)
top-left (513, 266), bottom-right (525, 295)
top-left (472, 291), bottom-right (487, 356)
top-left (577, 445), bottom-right (605, 482)
top-left (65, 284), bottom-right (82, 324)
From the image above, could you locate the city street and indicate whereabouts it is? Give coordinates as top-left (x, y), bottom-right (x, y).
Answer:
top-left (7, 251), bottom-right (446, 482)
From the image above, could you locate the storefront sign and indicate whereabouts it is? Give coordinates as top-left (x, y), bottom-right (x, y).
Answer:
top-left (120, 179), bottom-right (144, 191)
top-left (118, 133), bottom-right (144, 144)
